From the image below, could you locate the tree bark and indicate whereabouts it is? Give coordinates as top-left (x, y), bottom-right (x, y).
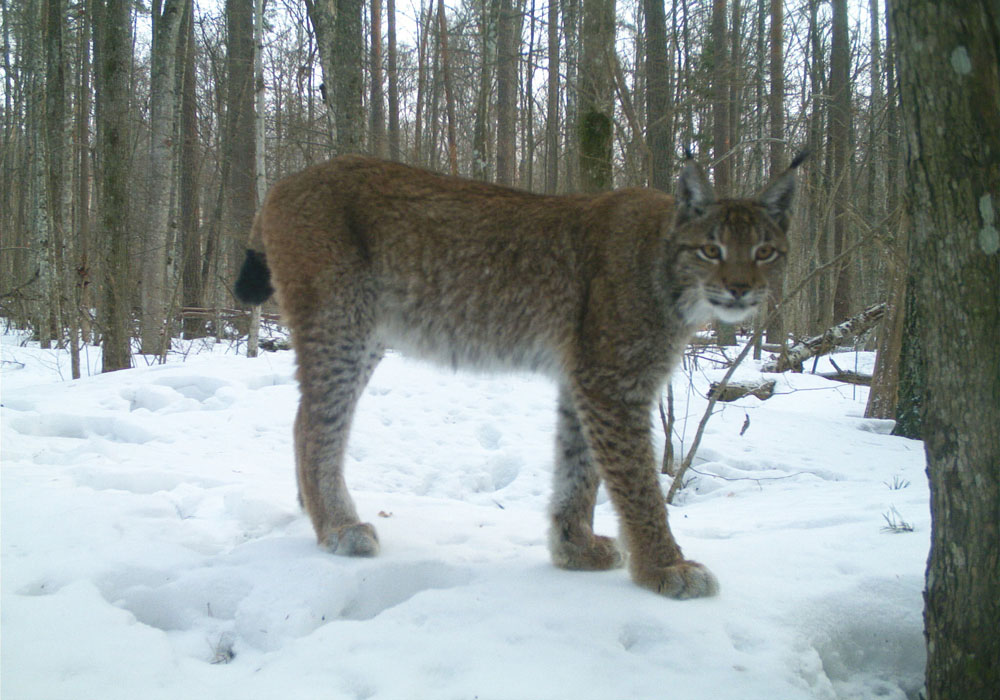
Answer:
top-left (710, 0), bottom-right (735, 346)
top-left (765, 0), bottom-right (785, 345)
top-left (386, 0), bottom-right (400, 160)
top-left (472, 0), bottom-right (497, 180)
top-left (496, 0), bottom-right (518, 184)
top-left (437, 0), bottom-right (458, 176)
top-left (709, 0), bottom-right (730, 196)
top-left (891, 2), bottom-right (1000, 697)
top-left (141, 0), bottom-right (183, 355)
top-left (179, 0), bottom-right (203, 339)
top-left (562, 0), bottom-right (580, 190)
top-left (224, 0), bottom-right (256, 319)
top-left (645, 0), bottom-right (672, 191)
top-left (578, 0), bottom-right (615, 193)
top-left (544, 0), bottom-right (559, 193)
top-left (95, 0), bottom-right (133, 371)
top-left (247, 0), bottom-right (267, 358)
top-left (44, 0), bottom-right (69, 354)
top-left (370, 0), bottom-right (386, 158)
top-left (828, 0), bottom-right (851, 323)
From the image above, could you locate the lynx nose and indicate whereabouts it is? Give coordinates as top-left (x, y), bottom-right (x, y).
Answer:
top-left (727, 282), bottom-right (752, 300)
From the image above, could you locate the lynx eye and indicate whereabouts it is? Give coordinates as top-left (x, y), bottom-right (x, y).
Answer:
top-left (696, 243), bottom-right (724, 262)
top-left (754, 243), bottom-right (779, 263)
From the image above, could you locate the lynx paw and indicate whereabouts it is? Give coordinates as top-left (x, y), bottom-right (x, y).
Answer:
top-left (631, 560), bottom-right (719, 599)
top-left (550, 532), bottom-right (626, 571)
top-left (322, 523), bottom-right (380, 557)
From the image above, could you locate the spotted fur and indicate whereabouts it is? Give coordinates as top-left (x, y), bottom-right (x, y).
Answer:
top-left (235, 155), bottom-right (803, 598)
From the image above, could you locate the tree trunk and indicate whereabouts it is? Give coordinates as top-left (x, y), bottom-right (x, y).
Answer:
top-left (72, 0), bottom-right (93, 369)
top-left (710, 0), bottom-right (735, 346)
top-left (369, 0), bottom-right (386, 158)
top-left (760, 302), bottom-right (886, 373)
top-left (864, 217), bottom-right (908, 420)
top-left (645, 0), bottom-right (672, 191)
top-left (578, 0), bottom-right (615, 193)
top-left (224, 0), bottom-right (256, 317)
top-left (307, 0), bottom-right (364, 154)
top-left (141, 0), bottom-right (183, 355)
top-left (765, 0), bottom-right (785, 346)
top-left (472, 0), bottom-right (497, 180)
top-left (709, 0), bottom-right (730, 196)
top-left (95, 0), bottom-right (133, 372)
top-left (544, 0), bottom-right (559, 193)
top-left (521, 0), bottom-right (537, 190)
top-left (437, 0), bottom-right (458, 175)
top-left (179, 0), bottom-right (203, 339)
top-left (44, 0), bottom-right (69, 354)
top-left (828, 0), bottom-right (851, 323)
top-left (496, 0), bottom-right (518, 184)
top-left (562, 0), bottom-right (580, 190)
top-left (247, 0), bottom-right (267, 358)
top-left (412, 0), bottom-right (432, 164)
top-left (386, 0), bottom-right (400, 160)
top-left (891, 2), bottom-right (1000, 697)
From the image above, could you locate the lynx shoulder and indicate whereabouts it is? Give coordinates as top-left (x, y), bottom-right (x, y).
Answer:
top-left (235, 154), bottom-right (804, 598)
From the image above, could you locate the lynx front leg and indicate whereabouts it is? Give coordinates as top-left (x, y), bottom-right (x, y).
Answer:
top-left (570, 382), bottom-right (718, 599)
top-left (549, 387), bottom-right (625, 571)
top-left (293, 318), bottom-right (383, 557)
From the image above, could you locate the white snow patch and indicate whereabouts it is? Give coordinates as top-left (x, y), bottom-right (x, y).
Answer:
top-left (2, 331), bottom-right (928, 699)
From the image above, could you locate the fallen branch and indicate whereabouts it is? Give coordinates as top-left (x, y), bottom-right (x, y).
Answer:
top-left (707, 379), bottom-right (777, 402)
top-left (761, 302), bottom-right (886, 373)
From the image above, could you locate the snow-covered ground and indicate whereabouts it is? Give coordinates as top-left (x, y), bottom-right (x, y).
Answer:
top-left (2, 329), bottom-right (928, 700)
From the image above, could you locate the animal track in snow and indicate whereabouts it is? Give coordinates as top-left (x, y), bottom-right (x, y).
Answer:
top-left (6, 413), bottom-right (158, 444)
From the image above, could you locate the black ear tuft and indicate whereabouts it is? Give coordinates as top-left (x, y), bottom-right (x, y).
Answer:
top-left (758, 166), bottom-right (798, 230)
top-left (234, 249), bottom-right (274, 304)
top-left (789, 148), bottom-right (810, 170)
top-left (676, 157), bottom-right (716, 224)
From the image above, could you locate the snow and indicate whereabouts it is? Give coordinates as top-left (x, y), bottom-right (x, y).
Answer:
top-left (2, 330), bottom-right (928, 699)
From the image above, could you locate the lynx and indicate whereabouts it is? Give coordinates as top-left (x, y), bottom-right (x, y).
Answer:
top-left (234, 153), bottom-right (805, 599)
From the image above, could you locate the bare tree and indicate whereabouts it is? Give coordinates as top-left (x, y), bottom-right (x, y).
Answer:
top-left (709, 0), bottom-right (730, 195)
top-left (223, 0), bottom-right (256, 314)
top-left (141, 0), bottom-right (183, 355)
top-left (544, 0), bottom-right (560, 193)
top-left (437, 0), bottom-right (458, 175)
top-left (370, 0), bottom-right (386, 158)
top-left (94, 0), bottom-right (133, 371)
top-left (496, 0), bottom-right (518, 184)
top-left (828, 0), bottom-right (851, 322)
top-left (386, 0), bottom-right (401, 160)
top-left (645, 0), bottom-right (673, 191)
top-left (179, 0), bottom-right (203, 339)
top-left (891, 2), bottom-right (999, 697)
top-left (578, 0), bottom-right (614, 192)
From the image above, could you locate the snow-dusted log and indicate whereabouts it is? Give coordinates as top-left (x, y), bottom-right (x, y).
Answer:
top-left (707, 379), bottom-right (777, 402)
top-left (762, 302), bottom-right (887, 373)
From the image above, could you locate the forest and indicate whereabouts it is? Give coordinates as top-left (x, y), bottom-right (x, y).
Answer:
top-left (1, 1), bottom-right (997, 697)
top-left (2, 0), bottom-right (898, 375)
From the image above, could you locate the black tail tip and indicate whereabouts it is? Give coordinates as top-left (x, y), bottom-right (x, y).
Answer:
top-left (234, 249), bottom-right (274, 305)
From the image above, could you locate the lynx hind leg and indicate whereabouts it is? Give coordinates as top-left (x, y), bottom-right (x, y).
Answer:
top-left (548, 388), bottom-right (625, 571)
top-left (569, 381), bottom-right (718, 599)
top-left (293, 313), bottom-right (383, 558)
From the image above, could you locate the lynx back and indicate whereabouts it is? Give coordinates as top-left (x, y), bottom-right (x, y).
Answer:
top-left (234, 154), bottom-right (803, 598)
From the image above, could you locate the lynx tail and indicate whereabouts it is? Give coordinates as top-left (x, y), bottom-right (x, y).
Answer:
top-left (234, 248), bottom-right (274, 305)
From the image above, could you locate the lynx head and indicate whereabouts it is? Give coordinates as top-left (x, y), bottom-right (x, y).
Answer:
top-left (672, 152), bottom-right (806, 325)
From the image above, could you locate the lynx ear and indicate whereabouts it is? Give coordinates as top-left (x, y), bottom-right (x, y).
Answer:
top-left (676, 157), bottom-right (716, 224)
top-left (758, 150), bottom-right (808, 230)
